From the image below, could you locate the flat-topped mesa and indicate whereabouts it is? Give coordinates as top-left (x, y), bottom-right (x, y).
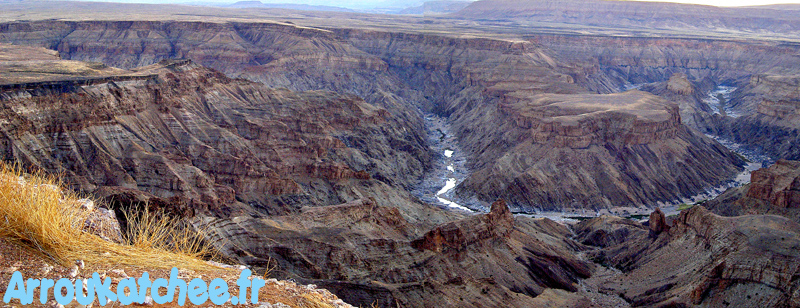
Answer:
top-left (458, 89), bottom-right (743, 211)
top-left (499, 91), bottom-right (682, 148)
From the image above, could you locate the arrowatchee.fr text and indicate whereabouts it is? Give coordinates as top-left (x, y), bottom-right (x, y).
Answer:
top-left (3, 267), bottom-right (266, 306)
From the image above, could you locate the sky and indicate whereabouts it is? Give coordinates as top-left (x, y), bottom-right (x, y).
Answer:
top-left (68, 0), bottom-right (800, 10)
top-left (632, 0), bottom-right (800, 6)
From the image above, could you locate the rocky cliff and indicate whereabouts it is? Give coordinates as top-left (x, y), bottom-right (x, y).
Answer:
top-left (0, 44), bottom-right (606, 307)
top-left (704, 74), bottom-right (800, 160)
top-left (0, 20), bottom-right (750, 212)
top-left (707, 160), bottom-right (800, 223)
top-left (578, 206), bottom-right (800, 307)
top-left (197, 199), bottom-right (594, 307)
top-left (454, 89), bottom-right (743, 211)
top-left (0, 50), bottom-right (433, 219)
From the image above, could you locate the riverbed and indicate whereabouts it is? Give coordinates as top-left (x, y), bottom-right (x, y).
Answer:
top-left (413, 114), bottom-right (476, 212)
top-left (415, 86), bottom-right (774, 221)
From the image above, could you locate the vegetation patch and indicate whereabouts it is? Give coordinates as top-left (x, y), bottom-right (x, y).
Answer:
top-left (0, 163), bottom-right (218, 271)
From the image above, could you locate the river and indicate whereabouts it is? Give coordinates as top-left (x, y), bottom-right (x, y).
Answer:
top-left (415, 86), bottom-right (773, 220)
top-left (413, 114), bottom-right (476, 212)
top-left (524, 85), bottom-right (775, 222)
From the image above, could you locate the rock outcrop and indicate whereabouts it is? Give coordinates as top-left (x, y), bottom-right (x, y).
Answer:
top-left (0, 50), bottom-right (432, 219)
top-left (582, 206), bottom-right (800, 307)
top-left (574, 215), bottom-right (647, 248)
top-left (455, 90), bottom-right (744, 211)
top-left (0, 20), bottom-right (751, 212)
top-left (197, 199), bottom-right (593, 308)
top-left (705, 74), bottom-right (800, 160)
top-left (707, 160), bottom-right (800, 223)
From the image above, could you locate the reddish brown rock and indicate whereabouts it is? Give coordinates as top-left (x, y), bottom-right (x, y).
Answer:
top-left (648, 207), bottom-right (670, 238)
top-left (747, 160), bottom-right (800, 209)
top-left (707, 160), bottom-right (800, 224)
top-left (198, 198), bottom-right (592, 308)
top-left (590, 206), bottom-right (800, 307)
top-left (411, 199), bottom-right (513, 252)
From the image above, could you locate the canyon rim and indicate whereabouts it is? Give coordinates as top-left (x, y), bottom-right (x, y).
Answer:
top-left (1, 0), bottom-right (800, 307)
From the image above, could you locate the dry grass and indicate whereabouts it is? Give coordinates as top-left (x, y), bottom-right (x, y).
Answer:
top-left (0, 163), bottom-right (218, 271)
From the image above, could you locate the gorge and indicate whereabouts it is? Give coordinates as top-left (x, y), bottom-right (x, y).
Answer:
top-left (1, 0), bottom-right (800, 306)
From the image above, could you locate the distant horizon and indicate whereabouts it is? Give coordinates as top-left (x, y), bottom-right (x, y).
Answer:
top-left (54, 0), bottom-right (800, 10)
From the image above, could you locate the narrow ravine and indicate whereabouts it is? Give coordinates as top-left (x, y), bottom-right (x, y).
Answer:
top-left (662, 85), bottom-right (773, 215)
top-left (702, 85), bottom-right (739, 117)
top-left (413, 114), bottom-right (476, 212)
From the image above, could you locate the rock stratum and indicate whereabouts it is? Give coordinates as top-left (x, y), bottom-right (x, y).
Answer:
top-left (0, 44), bottom-right (597, 307)
top-left (456, 89), bottom-right (743, 211)
top-left (0, 20), bottom-right (748, 211)
top-left (197, 199), bottom-right (594, 307)
top-left (1, 2), bottom-right (800, 306)
top-left (706, 159), bottom-right (800, 224)
top-left (577, 205), bottom-right (800, 307)
top-left (0, 44), bottom-right (433, 221)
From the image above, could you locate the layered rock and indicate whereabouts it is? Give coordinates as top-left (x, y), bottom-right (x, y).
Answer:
top-left (0, 20), bottom-right (752, 212)
top-left (0, 52), bottom-right (432, 218)
top-left (574, 215), bottom-right (647, 248)
top-left (456, 0), bottom-right (800, 35)
top-left (581, 206), bottom-right (800, 307)
top-left (529, 34), bottom-right (800, 89)
top-left (706, 160), bottom-right (800, 223)
top-left (705, 74), bottom-right (800, 160)
top-left (455, 90), bottom-right (744, 211)
top-left (197, 199), bottom-right (593, 307)
top-left (525, 33), bottom-right (800, 161)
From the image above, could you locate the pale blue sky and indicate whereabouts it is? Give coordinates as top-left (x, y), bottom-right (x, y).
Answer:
top-left (67, 0), bottom-right (800, 10)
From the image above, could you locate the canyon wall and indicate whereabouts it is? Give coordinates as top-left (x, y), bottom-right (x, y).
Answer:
top-left (577, 206), bottom-right (800, 307)
top-left (0, 58), bottom-right (434, 219)
top-left (0, 20), bottom-right (749, 211)
top-left (456, 0), bottom-right (800, 35)
top-left (706, 160), bottom-right (800, 223)
top-left (197, 199), bottom-right (594, 307)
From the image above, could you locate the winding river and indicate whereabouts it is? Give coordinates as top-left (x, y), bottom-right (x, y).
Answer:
top-left (413, 114), bottom-right (475, 212)
top-left (414, 86), bottom-right (774, 220)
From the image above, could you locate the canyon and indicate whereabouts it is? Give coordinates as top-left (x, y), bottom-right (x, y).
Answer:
top-left (1, 0), bottom-right (800, 306)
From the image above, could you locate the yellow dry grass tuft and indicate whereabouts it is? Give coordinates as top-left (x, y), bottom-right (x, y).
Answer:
top-left (0, 163), bottom-right (218, 271)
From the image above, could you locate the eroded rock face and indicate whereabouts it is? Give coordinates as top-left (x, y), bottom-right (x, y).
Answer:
top-left (705, 74), bottom-right (800, 161)
top-left (574, 215), bottom-right (647, 248)
top-left (0, 57), bottom-right (432, 218)
top-left (197, 199), bottom-right (593, 308)
top-left (648, 207), bottom-right (670, 238)
top-left (588, 206), bottom-right (800, 307)
top-left (0, 21), bottom-right (749, 213)
top-left (747, 160), bottom-right (800, 209)
top-left (707, 160), bottom-right (800, 224)
top-left (455, 90), bottom-right (744, 211)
